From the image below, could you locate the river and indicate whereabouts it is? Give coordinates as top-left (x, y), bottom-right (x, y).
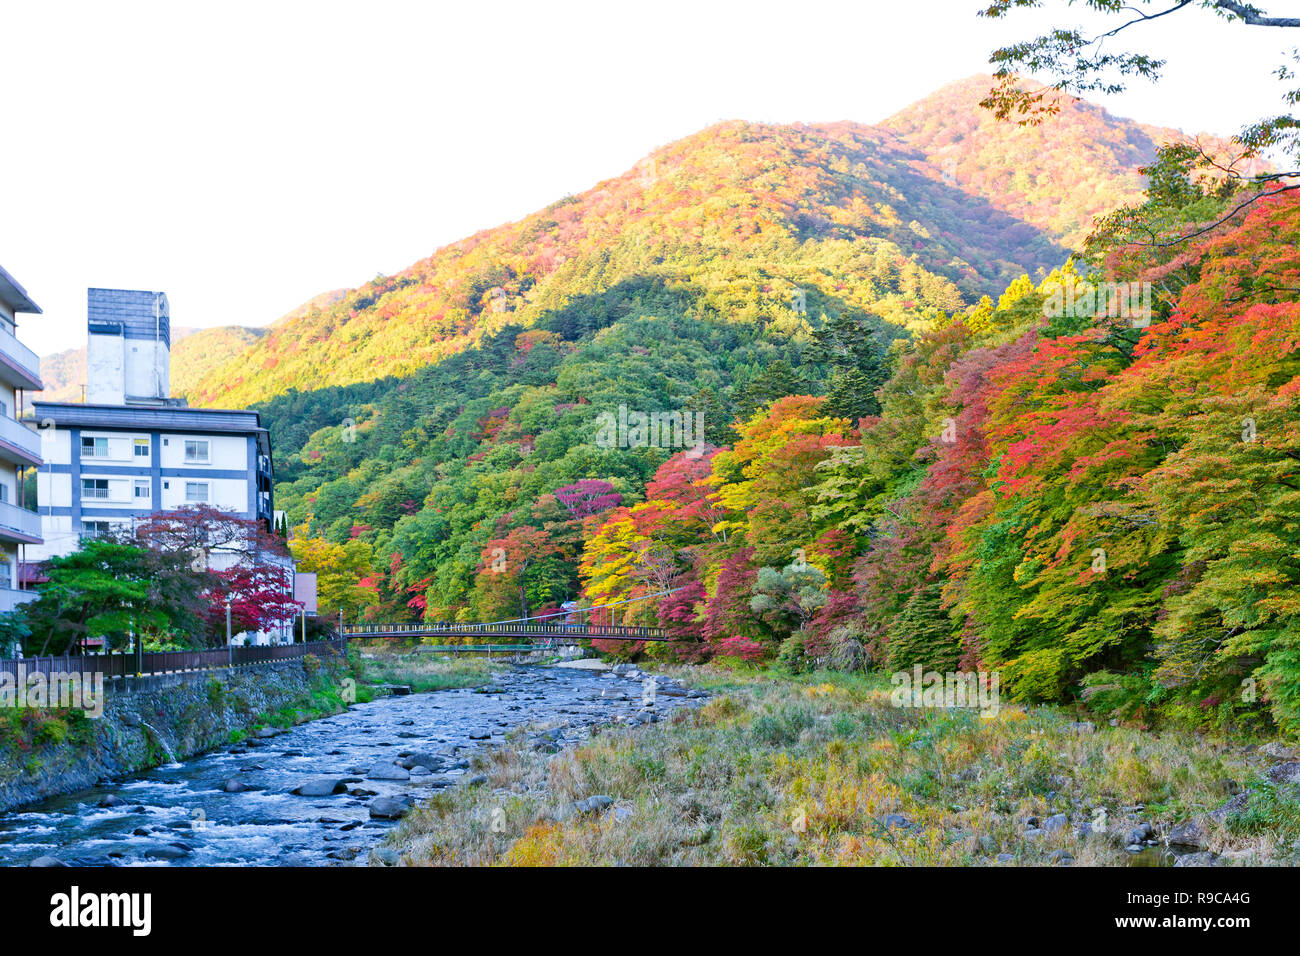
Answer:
top-left (0, 663), bottom-right (703, 867)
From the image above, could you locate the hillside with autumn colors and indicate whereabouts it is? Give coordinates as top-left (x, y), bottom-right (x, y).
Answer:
top-left (225, 75), bottom-right (1300, 735)
top-left (187, 77), bottom-right (1206, 410)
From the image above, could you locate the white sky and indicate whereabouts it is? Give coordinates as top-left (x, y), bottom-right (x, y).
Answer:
top-left (2, 0), bottom-right (1290, 359)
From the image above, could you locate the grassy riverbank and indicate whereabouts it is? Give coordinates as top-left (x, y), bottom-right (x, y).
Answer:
top-left (385, 666), bottom-right (1300, 866)
top-left (353, 647), bottom-right (496, 696)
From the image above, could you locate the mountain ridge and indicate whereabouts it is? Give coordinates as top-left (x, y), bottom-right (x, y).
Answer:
top-left (190, 75), bottom-right (1224, 409)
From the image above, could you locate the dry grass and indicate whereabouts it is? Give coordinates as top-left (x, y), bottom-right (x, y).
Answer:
top-left (383, 666), bottom-right (1300, 866)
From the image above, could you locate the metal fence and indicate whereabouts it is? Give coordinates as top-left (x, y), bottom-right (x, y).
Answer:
top-left (0, 637), bottom-right (348, 684)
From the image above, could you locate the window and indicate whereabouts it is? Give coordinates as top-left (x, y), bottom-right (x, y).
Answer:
top-left (134, 480), bottom-right (150, 500)
top-left (81, 436), bottom-right (108, 458)
top-left (185, 481), bottom-right (208, 503)
top-left (184, 439), bottom-right (210, 463)
top-left (134, 438), bottom-right (150, 457)
top-left (83, 520), bottom-right (112, 538)
top-left (0, 484), bottom-right (8, 503)
top-left (81, 478), bottom-right (109, 499)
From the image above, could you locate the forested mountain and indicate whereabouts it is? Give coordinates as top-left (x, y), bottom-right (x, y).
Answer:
top-left (190, 76), bottom-right (1208, 410)
top-left (205, 76), bottom-right (1300, 732)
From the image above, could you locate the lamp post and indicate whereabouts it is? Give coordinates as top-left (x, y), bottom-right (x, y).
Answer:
top-left (226, 598), bottom-right (233, 666)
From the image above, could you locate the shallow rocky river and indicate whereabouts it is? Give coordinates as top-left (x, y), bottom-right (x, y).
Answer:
top-left (0, 663), bottom-right (704, 867)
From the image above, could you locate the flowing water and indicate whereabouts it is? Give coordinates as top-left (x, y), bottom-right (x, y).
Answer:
top-left (0, 664), bottom-right (701, 867)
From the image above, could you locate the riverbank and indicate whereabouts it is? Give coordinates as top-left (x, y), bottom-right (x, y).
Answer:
top-left (0, 648), bottom-right (353, 813)
top-left (384, 666), bottom-right (1300, 866)
top-left (0, 661), bottom-right (703, 866)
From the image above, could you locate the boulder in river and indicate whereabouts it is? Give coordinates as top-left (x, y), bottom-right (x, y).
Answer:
top-left (29, 856), bottom-right (65, 867)
top-left (400, 752), bottom-right (444, 771)
top-left (292, 778), bottom-right (350, 797)
top-left (220, 778), bottom-right (258, 794)
top-left (98, 795), bottom-right (127, 808)
top-left (369, 795), bottom-right (413, 820)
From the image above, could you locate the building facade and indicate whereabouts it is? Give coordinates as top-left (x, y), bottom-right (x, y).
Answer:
top-left (0, 265), bottom-right (44, 614)
top-left (29, 289), bottom-right (286, 644)
top-left (27, 402), bottom-right (275, 559)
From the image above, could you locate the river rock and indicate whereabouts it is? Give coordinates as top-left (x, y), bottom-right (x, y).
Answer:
top-left (1167, 818), bottom-right (1208, 849)
top-left (29, 856), bottom-right (65, 867)
top-left (1210, 791), bottom-right (1252, 820)
top-left (292, 778), bottom-right (350, 797)
top-left (370, 847), bottom-right (400, 866)
top-left (1260, 742), bottom-right (1299, 761)
top-left (145, 844), bottom-right (193, 860)
top-left (1265, 762), bottom-right (1300, 786)
top-left (98, 794), bottom-right (127, 808)
top-left (369, 795), bottom-right (413, 819)
top-left (556, 794), bottom-right (614, 820)
top-left (1126, 822), bottom-right (1155, 844)
top-left (400, 752), bottom-right (444, 771)
top-left (409, 766), bottom-right (432, 777)
top-left (220, 778), bottom-right (256, 794)
top-left (367, 762), bottom-right (411, 781)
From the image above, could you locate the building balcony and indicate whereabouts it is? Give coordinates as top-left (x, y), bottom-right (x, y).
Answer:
top-left (0, 500), bottom-right (41, 544)
top-left (0, 324), bottom-right (42, 391)
top-left (0, 586), bottom-right (37, 614)
top-left (0, 415), bottom-right (41, 467)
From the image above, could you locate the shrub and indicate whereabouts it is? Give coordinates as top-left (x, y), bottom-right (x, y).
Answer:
top-left (775, 634), bottom-right (809, 674)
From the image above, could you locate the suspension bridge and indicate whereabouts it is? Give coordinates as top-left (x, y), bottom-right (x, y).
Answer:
top-left (340, 589), bottom-right (680, 643)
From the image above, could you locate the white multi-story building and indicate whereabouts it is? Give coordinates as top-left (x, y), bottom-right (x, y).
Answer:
top-left (28, 402), bottom-right (276, 557)
top-left (29, 289), bottom-right (288, 643)
top-left (0, 264), bottom-right (45, 614)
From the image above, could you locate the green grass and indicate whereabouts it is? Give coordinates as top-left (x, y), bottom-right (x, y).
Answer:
top-left (357, 651), bottom-right (495, 694)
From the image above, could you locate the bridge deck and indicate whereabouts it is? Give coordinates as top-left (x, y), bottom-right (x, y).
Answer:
top-left (341, 622), bottom-right (667, 642)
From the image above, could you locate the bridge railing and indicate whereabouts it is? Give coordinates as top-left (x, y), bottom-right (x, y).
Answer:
top-left (341, 621), bottom-right (667, 641)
